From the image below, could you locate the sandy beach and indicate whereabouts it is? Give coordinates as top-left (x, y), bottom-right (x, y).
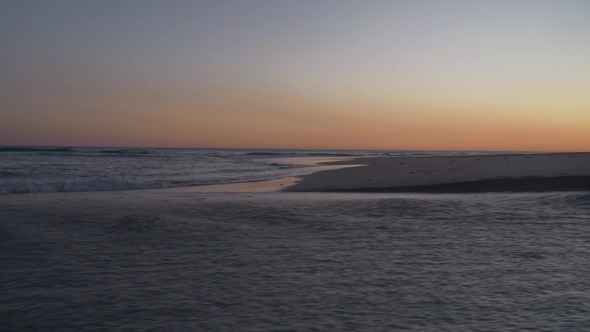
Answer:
top-left (285, 152), bottom-right (590, 193)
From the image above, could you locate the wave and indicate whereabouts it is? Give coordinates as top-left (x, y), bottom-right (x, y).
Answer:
top-left (0, 147), bottom-right (72, 153)
top-left (267, 162), bottom-right (307, 169)
top-left (245, 152), bottom-right (288, 156)
top-left (245, 151), bottom-right (358, 157)
top-left (562, 193), bottom-right (590, 209)
top-left (306, 152), bottom-right (358, 157)
top-left (100, 149), bottom-right (152, 155)
top-left (0, 178), bottom-right (167, 195)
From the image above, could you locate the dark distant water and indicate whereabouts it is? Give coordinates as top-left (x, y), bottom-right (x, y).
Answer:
top-left (2, 190), bottom-right (590, 330)
top-left (0, 147), bottom-right (510, 195)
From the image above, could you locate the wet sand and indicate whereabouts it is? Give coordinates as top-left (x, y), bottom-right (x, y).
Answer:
top-left (285, 152), bottom-right (590, 193)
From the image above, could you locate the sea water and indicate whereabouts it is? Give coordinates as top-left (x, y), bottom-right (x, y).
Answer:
top-left (2, 191), bottom-right (590, 330)
top-left (2, 148), bottom-right (589, 330)
top-left (0, 147), bottom-right (504, 195)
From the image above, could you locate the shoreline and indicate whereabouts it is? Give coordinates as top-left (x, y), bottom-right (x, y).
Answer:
top-left (2, 152), bottom-right (589, 196)
top-left (284, 152), bottom-right (590, 193)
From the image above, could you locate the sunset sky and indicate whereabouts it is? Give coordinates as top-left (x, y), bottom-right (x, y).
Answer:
top-left (1, 0), bottom-right (589, 151)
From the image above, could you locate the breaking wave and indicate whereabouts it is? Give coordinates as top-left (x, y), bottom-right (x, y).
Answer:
top-left (99, 149), bottom-right (152, 155)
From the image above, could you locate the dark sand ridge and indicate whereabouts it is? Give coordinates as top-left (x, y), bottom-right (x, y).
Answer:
top-left (284, 152), bottom-right (590, 193)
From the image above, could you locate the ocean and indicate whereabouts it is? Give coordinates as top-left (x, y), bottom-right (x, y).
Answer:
top-left (0, 147), bottom-right (499, 195)
top-left (2, 148), bottom-right (590, 330)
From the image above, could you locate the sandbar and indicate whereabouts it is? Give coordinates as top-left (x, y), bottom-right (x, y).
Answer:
top-left (284, 152), bottom-right (590, 193)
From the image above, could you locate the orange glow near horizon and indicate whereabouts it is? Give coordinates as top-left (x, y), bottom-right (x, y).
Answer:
top-left (2, 2), bottom-right (590, 152)
top-left (3, 83), bottom-right (589, 152)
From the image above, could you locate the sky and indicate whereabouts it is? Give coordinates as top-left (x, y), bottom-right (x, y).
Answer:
top-left (1, 0), bottom-right (589, 151)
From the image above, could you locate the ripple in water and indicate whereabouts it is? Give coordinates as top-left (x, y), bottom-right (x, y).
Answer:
top-left (2, 191), bottom-right (590, 330)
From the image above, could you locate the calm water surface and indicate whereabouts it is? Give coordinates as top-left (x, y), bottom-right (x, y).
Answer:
top-left (2, 190), bottom-right (590, 330)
